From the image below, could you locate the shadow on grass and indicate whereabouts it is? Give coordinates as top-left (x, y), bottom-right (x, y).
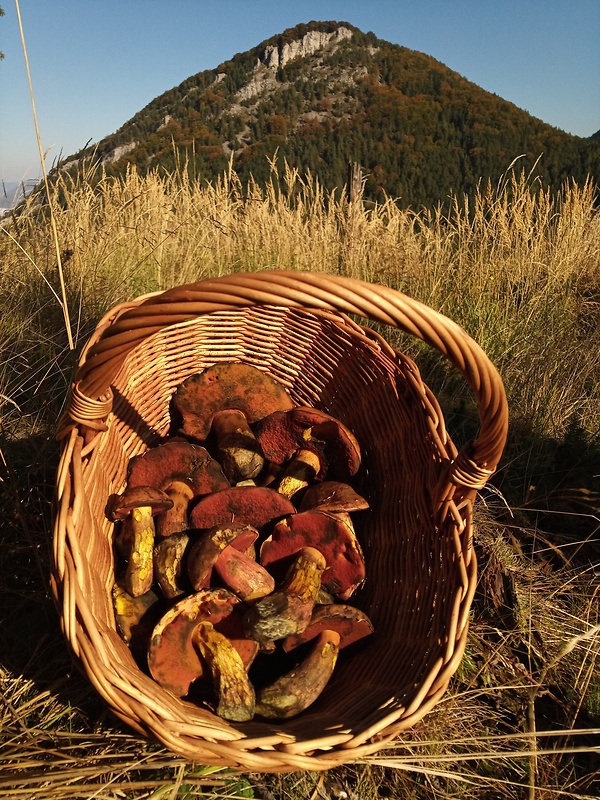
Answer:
top-left (0, 429), bottom-right (118, 732)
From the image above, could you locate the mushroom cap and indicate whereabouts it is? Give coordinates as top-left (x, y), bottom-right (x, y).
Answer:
top-left (260, 510), bottom-right (366, 599)
top-left (147, 588), bottom-right (241, 697)
top-left (108, 485), bottom-right (174, 520)
top-left (254, 407), bottom-right (362, 478)
top-left (173, 362), bottom-right (295, 441)
top-left (281, 603), bottom-right (374, 652)
top-left (187, 523), bottom-right (259, 591)
top-left (298, 481), bottom-right (370, 513)
top-left (189, 486), bottom-right (296, 532)
top-left (127, 439), bottom-right (229, 497)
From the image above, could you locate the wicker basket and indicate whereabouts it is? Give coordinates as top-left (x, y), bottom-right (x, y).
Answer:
top-left (52, 270), bottom-right (508, 771)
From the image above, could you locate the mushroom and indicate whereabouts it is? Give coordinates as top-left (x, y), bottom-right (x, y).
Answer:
top-left (192, 621), bottom-right (256, 721)
top-left (112, 583), bottom-right (164, 661)
top-left (172, 362), bottom-right (295, 482)
top-left (276, 449), bottom-right (323, 500)
top-left (189, 486), bottom-right (296, 533)
top-left (243, 546), bottom-right (326, 643)
top-left (186, 522), bottom-right (259, 591)
top-left (260, 510), bottom-right (366, 600)
top-left (147, 588), bottom-right (249, 697)
top-left (281, 603), bottom-right (374, 652)
top-left (173, 362), bottom-right (295, 440)
top-left (299, 481), bottom-right (370, 514)
top-left (126, 439), bottom-right (230, 539)
top-left (153, 531), bottom-right (191, 599)
top-left (254, 407), bottom-right (362, 499)
top-left (213, 545), bottom-right (276, 602)
top-left (316, 587), bottom-right (335, 605)
top-left (211, 408), bottom-right (265, 483)
top-left (254, 630), bottom-right (340, 719)
top-left (108, 486), bottom-right (173, 596)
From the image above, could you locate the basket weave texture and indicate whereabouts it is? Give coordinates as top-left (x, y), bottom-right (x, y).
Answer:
top-left (52, 270), bottom-right (508, 771)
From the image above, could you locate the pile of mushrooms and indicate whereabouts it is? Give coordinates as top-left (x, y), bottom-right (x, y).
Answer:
top-left (108, 362), bottom-right (374, 721)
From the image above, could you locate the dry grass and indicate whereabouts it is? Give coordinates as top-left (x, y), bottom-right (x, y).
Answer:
top-left (0, 161), bottom-right (599, 798)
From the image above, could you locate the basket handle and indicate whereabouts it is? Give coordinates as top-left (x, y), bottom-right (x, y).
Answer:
top-left (66, 270), bottom-right (508, 489)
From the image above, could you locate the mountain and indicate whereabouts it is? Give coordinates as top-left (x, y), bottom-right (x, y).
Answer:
top-left (1, 180), bottom-right (39, 217)
top-left (60, 21), bottom-right (600, 209)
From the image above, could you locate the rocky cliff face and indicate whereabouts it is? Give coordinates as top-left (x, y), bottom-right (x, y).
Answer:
top-left (236, 26), bottom-right (353, 103)
top-left (261, 27), bottom-right (353, 70)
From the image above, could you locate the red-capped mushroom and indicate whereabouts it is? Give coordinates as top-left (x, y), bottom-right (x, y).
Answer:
top-left (260, 510), bottom-right (366, 600)
top-left (187, 523), bottom-right (259, 591)
top-left (189, 486), bottom-right (296, 532)
top-left (147, 588), bottom-right (254, 697)
top-left (281, 603), bottom-right (374, 652)
top-left (173, 362), bottom-right (295, 441)
top-left (299, 481), bottom-right (370, 514)
top-left (126, 439), bottom-right (229, 538)
top-left (254, 407), bottom-right (362, 498)
top-left (172, 362), bottom-right (295, 482)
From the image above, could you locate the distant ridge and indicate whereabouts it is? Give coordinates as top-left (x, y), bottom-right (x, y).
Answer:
top-left (59, 21), bottom-right (600, 208)
top-left (1, 180), bottom-right (39, 217)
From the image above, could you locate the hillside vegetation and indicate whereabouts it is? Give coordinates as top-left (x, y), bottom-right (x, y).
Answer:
top-left (0, 161), bottom-right (599, 797)
top-left (59, 21), bottom-right (600, 210)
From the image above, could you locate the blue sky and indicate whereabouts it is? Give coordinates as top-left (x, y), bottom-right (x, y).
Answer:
top-left (1, 0), bottom-right (599, 183)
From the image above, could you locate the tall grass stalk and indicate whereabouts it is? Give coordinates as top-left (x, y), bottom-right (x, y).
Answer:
top-left (14, 0), bottom-right (74, 350)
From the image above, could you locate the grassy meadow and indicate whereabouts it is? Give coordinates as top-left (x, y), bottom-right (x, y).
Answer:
top-left (0, 160), bottom-right (599, 798)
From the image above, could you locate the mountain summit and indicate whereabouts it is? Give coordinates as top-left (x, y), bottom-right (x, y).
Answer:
top-left (63, 21), bottom-right (599, 208)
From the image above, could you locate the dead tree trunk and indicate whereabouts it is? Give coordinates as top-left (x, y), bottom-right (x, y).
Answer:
top-left (347, 162), bottom-right (363, 204)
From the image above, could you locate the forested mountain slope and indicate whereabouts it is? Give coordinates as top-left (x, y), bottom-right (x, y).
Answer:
top-left (61, 21), bottom-right (600, 208)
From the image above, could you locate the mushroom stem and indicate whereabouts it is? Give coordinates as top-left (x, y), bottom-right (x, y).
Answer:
top-left (193, 621), bottom-right (256, 721)
top-left (124, 505), bottom-right (155, 597)
top-left (187, 523), bottom-right (259, 591)
top-left (276, 448), bottom-right (323, 499)
top-left (243, 546), bottom-right (326, 643)
top-left (109, 486), bottom-right (172, 597)
top-left (214, 546), bottom-right (276, 602)
top-left (156, 480), bottom-right (195, 539)
top-left (153, 531), bottom-right (190, 599)
top-left (212, 409), bottom-right (265, 482)
top-left (255, 629), bottom-right (340, 719)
